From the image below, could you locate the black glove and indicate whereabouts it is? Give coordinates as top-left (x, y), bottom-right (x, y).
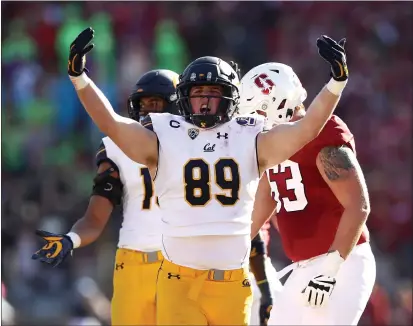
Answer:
top-left (31, 230), bottom-right (74, 267)
top-left (230, 60), bottom-right (242, 80)
top-left (259, 300), bottom-right (273, 326)
top-left (68, 27), bottom-right (95, 77)
top-left (317, 35), bottom-right (348, 82)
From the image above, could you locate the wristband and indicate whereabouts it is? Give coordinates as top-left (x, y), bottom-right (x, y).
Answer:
top-left (326, 78), bottom-right (347, 96)
top-left (257, 279), bottom-right (273, 302)
top-left (66, 232), bottom-right (81, 248)
top-left (69, 73), bottom-right (91, 90)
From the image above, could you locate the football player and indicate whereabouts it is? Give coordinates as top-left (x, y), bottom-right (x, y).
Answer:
top-left (243, 61), bottom-right (375, 325)
top-left (249, 152), bottom-right (282, 326)
top-left (249, 230), bottom-right (283, 326)
top-left (67, 27), bottom-right (349, 325)
top-left (32, 69), bottom-right (180, 325)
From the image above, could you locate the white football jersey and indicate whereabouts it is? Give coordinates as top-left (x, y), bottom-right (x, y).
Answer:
top-left (102, 137), bottom-right (162, 252)
top-left (150, 113), bottom-right (265, 237)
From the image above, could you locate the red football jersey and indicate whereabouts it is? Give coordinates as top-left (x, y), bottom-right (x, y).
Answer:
top-left (267, 115), bottom-right (368, 262)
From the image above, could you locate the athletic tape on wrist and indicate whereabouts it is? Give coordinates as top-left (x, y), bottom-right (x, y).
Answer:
top-left (326, 78), bottom-right (347, 96)
top-left (69, 73), bottom-right (91, 90)
top-left (66, 232), bottom-right (81, 248)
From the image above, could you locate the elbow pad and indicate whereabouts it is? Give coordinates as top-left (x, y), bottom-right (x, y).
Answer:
top-left (92, 167), bottom-right (123, 206)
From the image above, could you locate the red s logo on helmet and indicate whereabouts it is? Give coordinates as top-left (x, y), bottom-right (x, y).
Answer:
top-left (254, 74), bottom-right (275, 95)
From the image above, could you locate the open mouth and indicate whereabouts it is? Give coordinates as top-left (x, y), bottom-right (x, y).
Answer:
top-left (200, 104), bottom-right (211, 114)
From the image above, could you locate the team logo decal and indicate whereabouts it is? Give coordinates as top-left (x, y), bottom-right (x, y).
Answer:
top-left (254, 73), bottom-right (275, 95)
top-left (235, 117), bottom-right (256, 126)
top-left (188, 128), bottom-right (199, 140)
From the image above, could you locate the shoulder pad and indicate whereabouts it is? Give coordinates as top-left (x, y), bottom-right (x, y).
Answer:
top-left (95, 141), bottom-right (108, 167)
top-left (308, 116), bottom-right (355, 155)
top-left (95, 140), bottom-right (120, 171)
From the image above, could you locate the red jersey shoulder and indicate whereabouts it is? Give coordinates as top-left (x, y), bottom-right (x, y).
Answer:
top-left (291, 115), bottom-right (355, 162)
top-left (316, 115), bottom-right (354, 149)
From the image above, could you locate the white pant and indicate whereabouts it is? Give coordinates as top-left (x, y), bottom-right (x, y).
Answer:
top-left (250, 257), bottom-right (283, 326)
top-left (268, 243), bottom-right (376, 325)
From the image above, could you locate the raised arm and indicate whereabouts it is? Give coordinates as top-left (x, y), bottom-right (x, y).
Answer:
top-left (68, 28), bottom-right (158, 169)
top-left (258, 36), bottom-right (349, 172)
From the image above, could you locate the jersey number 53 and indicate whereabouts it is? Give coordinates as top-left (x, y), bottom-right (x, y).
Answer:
top-left (267, 160), bottom-right (308, 213)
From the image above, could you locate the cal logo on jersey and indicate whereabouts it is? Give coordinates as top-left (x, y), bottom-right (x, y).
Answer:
top-left (236, 117), bottom-right (256, 126)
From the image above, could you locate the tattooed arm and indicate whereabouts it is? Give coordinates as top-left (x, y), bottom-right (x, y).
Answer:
top-left (316, 145), bottom-right (370, 259)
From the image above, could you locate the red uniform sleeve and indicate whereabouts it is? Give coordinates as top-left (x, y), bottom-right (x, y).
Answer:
top-left (310, 115), bottom-right (355, 154)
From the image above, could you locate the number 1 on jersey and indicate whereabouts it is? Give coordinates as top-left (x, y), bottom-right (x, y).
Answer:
top-left (140, 167), bottom-right (155, 210)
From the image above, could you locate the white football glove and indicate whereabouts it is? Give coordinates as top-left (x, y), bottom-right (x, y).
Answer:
top-left (301, 250), bottom-right (344, 308)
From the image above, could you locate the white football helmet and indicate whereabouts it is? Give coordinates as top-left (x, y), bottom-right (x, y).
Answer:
top-left (238, 62), bottom-right (307, 124)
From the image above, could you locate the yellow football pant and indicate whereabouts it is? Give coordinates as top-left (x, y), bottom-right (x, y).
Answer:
top-left (111, 248), bottom-right (163, 326)
top-left (157, 259), bottom-right (253, 325)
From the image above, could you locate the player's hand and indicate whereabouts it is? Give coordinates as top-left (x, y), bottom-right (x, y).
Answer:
top-left (301, 250), bottom-right (344, 308)
top-left (302, 275), bottom-right (336, 308)
top-left (68, 27), bottom-right (95, 77)
top-left (229, 60), bottom-right (241, 80)
top-left (317, 35), bottom-right (348, 82)
top-left (31, 230), bottom-right (73, 267)
top-left (259, 300), bottom-right (273, 325)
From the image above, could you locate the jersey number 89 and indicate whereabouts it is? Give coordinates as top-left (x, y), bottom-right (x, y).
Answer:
top-left (184, 158), bottom-right (240, 207)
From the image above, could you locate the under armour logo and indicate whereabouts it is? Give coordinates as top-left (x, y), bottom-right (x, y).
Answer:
top-left (217, 132), bottom-right (228, 139)
top-left (203, 143), bottom-right (215, 152)
top-left (167, 272), bottom-right (181, 280)
top-left (116, 263), bottom-right (124, 270)
top-left (242, 278), bottom-right (251, 287)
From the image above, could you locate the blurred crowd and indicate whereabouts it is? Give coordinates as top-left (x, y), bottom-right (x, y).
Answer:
top-left (1, 2), bottom-right (412, 325)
